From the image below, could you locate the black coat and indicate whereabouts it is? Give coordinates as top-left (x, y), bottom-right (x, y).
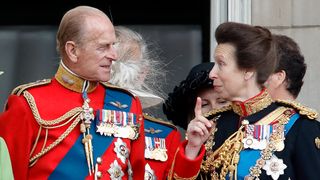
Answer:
top-left (200, 102), bottom-right (320, 180)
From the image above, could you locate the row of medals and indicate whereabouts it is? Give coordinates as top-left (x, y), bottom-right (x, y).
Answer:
top-left (96, 110), bottom-right (139, 140)
top-left (242, 124), bottom-right (285, 151)
top-left (145, 137), bottom-right (168, 162)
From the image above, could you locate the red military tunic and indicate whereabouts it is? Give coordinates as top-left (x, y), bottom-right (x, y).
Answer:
top-left (143, 114), bottom-right (205, 180)
top-left (168, 141), bottom-right (205, 179)
top-left (0, 64), bottom-right (145, 180)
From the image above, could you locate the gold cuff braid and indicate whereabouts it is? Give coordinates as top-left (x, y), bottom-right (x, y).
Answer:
top-left (168, 147), bottom-right (201, 180)
top-left (173, 170), bottom-right (200, 180)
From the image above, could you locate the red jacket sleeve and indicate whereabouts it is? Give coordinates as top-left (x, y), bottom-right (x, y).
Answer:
top-left (128, 96), bottom-right (146, 179)
top-left (164, 129), bottom-right (182, 177)
top-left (168, 140), bottom-right (205, 179)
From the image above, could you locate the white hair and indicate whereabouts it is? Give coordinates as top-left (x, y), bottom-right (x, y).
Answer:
top-left (110, 59), bottom-right (145, 90)
top-left (109, 26), bottom-right (166, 98)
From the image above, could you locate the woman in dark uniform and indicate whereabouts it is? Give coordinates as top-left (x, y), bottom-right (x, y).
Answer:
top-left (197, 22), bottom-right (320, 180)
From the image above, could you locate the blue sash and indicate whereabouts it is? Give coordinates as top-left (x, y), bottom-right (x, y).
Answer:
top-left (235, 113), bottom-right (300, 179)
top-left (49, 88), bottom-right (133, 179)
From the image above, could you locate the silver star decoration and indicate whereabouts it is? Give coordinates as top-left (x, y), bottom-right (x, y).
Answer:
top-left (114, 138), bottom-right (129, 164)
top-left (263, 155), bottom-right (287, 180)
top-left (108, 160), bottom-right (124, 180)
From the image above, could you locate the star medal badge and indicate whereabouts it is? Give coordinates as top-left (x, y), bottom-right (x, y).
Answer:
top-left (114, 138), bottom-right (129, 164)
top-left (263, 155), bottom-right (287, 180)
top-left (145, 163), bottom-right (156, 180)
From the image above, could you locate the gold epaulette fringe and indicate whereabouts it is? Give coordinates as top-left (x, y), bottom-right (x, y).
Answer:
top-left (143, 113), bottom-right (177, 129)
top-left (203, 105), bottom-right (232, 119)
top-left (11, 79), bottom-right (51, 96)
top-left (276, 99), bottom-right (318, 120)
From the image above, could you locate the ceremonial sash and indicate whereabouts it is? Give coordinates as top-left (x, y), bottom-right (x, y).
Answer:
top-left (49, 88), bottom-right (133, 179)
top-left (236, 113), bottom-right (300, 179)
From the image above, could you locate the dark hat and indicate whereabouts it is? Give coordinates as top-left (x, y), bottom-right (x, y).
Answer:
top-left (163, 62), bottom-right (214, 129)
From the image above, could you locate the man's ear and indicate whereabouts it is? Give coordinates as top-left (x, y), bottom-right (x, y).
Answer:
top-left (269, 70), bottom-right (287, 88)
top-left (244, 70), bottom-right (255, 81)
top-left (65, 41), bottom-right (78, 63)
top-left (275, 70), bottom-right (287, 85)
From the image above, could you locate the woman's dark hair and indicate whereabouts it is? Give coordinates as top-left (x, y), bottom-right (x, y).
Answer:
top-left (163, 62), bottom-right (214, 130)
top-left (215, 22), bottom-right (277, 86)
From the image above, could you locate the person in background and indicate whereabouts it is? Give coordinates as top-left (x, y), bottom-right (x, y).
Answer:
top-left (163, 62), bottom-right (229, 131)
top-left (198, 22), bottom-right (320, 179)
top-left (0, 137), bottom-right (13, 180)
top-left (266, 34), bottom-right (307, 101)
top-left (109, 25), bottom-right (204, 179)
top-left (0, 71), bottom-right (14, 180)
top-left (109, 25), bottom-right (166, 109)
top-left (0, 7), bottom-right (208, 179)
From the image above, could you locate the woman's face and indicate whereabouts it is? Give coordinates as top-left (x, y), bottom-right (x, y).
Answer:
top-left (209, 43), bottom-right (246, 101)
top-left (197, 88), bottom-right (229, 114)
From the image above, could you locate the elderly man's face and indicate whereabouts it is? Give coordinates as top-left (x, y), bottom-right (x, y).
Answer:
top-left (74, 16), bottom-right (117, 82)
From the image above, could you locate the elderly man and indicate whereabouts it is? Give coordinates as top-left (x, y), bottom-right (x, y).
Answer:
top-left (0, 6), bottom-right (207, 180)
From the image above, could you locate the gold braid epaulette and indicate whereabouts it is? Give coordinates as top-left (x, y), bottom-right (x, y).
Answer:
top-left (11, 79), bottom-right (51, 96)
top-left (100, 82), bottom-right (137, 99)
top-left (276, 99), bottom-right (318, 120)
top-left (143, 113), bottom-right (177, 130)
top-left (203, 105), bottom-right (232, 119)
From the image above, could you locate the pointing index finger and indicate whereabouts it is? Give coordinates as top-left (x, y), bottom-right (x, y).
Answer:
top-left (194, 97), bottom-right (203, 117)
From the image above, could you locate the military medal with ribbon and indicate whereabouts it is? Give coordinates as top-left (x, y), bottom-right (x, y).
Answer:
top-left (242, 124), bottom-right (275, 150)
top-left (145, 137), bottom-right (168, 161)
top-left (271, 124), bottom-right (285, 151)
top-left (96, 109), bottom-right (139, 140)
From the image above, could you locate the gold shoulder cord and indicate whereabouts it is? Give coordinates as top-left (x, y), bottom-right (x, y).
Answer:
top-left (202, 106), bottom-right (231, 152)
top-left (201, 125), bottom-right (245, 180)
top-left (204, 115), bottom-right (220, 152)
top-left (23, 91), bottom-right (82, 166)
top-left (201, 105), bottom-right (240, 180)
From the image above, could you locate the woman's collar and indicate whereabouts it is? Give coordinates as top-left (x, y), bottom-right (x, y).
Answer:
top-left (231, 88), bottom-right (273, 117)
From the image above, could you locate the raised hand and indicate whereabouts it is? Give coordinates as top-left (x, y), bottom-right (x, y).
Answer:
top-left (185, 97), bottom-right (213, 159)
